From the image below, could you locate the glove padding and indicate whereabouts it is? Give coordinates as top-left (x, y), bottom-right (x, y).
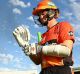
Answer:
top-left (23, 43), bottom-right (42, 55)
top-left (13, 25), bottom-right (30, 47)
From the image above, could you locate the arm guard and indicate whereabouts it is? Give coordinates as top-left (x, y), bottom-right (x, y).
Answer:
top-left (42, 45), bottom-right (71, 57)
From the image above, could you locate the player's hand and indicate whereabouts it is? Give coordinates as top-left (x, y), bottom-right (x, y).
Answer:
top-left (13, 26), bottom-right (30, 47)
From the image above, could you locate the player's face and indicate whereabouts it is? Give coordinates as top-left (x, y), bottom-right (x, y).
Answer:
top-left (39, 10), bottom-right (48, 25)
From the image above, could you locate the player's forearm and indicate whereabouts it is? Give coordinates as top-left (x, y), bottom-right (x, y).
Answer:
top-left (29, 54), bottom-right (41, 65)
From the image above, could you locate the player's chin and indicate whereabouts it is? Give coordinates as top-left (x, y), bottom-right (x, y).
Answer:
top-left (41, 20), bottom-right (47, 24)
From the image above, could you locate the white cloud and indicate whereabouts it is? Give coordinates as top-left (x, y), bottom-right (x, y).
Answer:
top-left (0, 53), bottom-right (24, 69)
top-left (8, 41), bottom-right (12, 44)
top-left (13, 42), bottom-right (18, 46)
top-left (0, 53), bottom-right (21, 64)
top-left (19, 24), bottom-right (30, 29)
top-left (59, 0), bottom-right (80, 23)
top-left (69, 0), bottom-right (80, 21)
top-left (13, 57), bottom-right (23, 69)
top-left (26, 2), bottom-right (31, 7)
top-left (60, 11), bottom-right (73, 21)
top-left (9, 0), bottom-right (31, 8)
top-left (27, 16), bottom-right (40, 28)
top-left (31, 34), bottom-right (37, 40)
top-left (69, 0), bottom-right (76, 2)
top-left (63, 12), bottom-right (73, 17)
top-left (0, 67), bottom-right (19, 71)
top-left (74, 36), bottom-right (80, 46)
top-left (27, 16), bottom-right (34, 21)
top-left (0, 53), bottom-right (14, 64)
top-left (34, 24), bottom-right (39, 29)
top-left (60, 0), bottom-right (67, 5)
top-left (75, 37), bottom-right (80, 42)
top-left (13, 8), bottom-right (22, 14)
top-left (0, 68), bottom-right (11, 71)
top-left (74, 25), bottom-right (80, 31)
top-left (29, 64), bottom-right (37, 70)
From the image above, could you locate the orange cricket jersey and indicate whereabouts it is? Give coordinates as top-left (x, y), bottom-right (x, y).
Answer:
top-left (40, 21), bottom-right (75, 68)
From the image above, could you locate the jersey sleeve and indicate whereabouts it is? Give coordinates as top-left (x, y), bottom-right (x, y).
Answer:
top-left (58, 22), bottom-right (75, 43)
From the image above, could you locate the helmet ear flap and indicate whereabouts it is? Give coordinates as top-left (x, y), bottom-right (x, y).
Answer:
top-left (47, 9), bottom-right (60, 20)
top-left (47, 9), bottom-right (55, 20)
top-left (54, 9), bottom-right (60, 19)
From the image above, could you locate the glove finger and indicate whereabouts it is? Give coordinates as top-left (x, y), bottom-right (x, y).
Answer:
top-left (19, 26), bottom-right (29, 41)
top-left (22, 26), bottom-right (29, 34)
top-left (13, 31), bottom-right (22, 46)
top-left (17, 26), bottom-right (25, 34)
top-left (13, 31), bottom-right (17, 36)
top-left (14, 28), bottom-right (20, 35)
top-left (22, 26), bottom-right (30, 41)
top-left (18, 26), bottom-right (28, 41)
top-left (15, 26), bottom-right (25, 36)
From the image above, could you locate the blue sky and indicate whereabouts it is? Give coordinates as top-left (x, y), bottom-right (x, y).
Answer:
top-left (0, 0), bottom-right (80, 72)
